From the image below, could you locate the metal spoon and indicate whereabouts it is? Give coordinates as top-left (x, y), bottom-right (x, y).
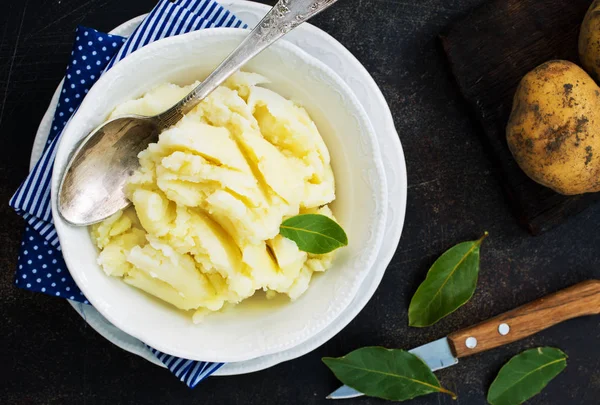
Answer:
top-left (58, 0), bottom-right (340, 226)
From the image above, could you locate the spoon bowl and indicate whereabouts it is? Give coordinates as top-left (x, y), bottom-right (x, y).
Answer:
top-left (59, 115), bottom-right (160, 225)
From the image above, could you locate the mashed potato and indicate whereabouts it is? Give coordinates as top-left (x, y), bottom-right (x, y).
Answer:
top-left (91, 72), bottom-right (337, 322)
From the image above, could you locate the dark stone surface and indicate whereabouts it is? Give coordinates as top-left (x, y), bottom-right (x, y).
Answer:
top-left (0, 0), bottom-right (598, 404)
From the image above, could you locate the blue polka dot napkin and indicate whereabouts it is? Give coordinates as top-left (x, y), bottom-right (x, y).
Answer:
top-left (9, 0), bottom-right (247, 388)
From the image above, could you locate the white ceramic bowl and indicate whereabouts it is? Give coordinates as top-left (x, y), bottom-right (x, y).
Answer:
top-left (51, 28), bottom-right (387, 362)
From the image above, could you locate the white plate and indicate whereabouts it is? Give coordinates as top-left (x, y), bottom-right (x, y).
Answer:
top-left (31, 0), bottom-right (407, 375)
top-left (52, 28), bottom-right (387, 363)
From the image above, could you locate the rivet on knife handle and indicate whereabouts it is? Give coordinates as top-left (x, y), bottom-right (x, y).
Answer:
top-left (447, 280), bottom-right (600, 358)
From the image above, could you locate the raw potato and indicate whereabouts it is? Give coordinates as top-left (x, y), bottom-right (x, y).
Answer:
top-left (506, 60), bottom-right (600, 195)
top-left (579, 0), bottom-right (600, 83)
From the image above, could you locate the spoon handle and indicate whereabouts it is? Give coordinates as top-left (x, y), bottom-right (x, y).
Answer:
top-left (156, 0), bottom-right (340, 129)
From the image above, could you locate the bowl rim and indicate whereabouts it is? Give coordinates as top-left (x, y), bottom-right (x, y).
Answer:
top-left (51, 27), bottom-right (388, 362)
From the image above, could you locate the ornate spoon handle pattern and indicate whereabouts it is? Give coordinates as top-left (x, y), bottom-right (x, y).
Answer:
top-left (157, 0), bottom-right (340, 128)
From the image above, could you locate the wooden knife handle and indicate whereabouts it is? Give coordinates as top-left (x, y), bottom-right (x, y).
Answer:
top-left (447, 280), bottom-right (600, 358)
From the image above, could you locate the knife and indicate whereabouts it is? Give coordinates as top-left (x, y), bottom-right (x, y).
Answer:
top-left (327, 280), bottom-right (600, 399)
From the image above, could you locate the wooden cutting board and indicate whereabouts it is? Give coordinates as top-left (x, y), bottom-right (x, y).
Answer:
top-left (441, 0), bottom-right (600, 235)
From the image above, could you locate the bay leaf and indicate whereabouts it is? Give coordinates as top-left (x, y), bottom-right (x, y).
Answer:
top-left (322, 347), bottom-right (456, 401)
top-left (280, 214), bottom-right (347, 254)
top-left (408, 232), bottom-right (488, 327)
top-left (487, 347), bottom-right (567, 405)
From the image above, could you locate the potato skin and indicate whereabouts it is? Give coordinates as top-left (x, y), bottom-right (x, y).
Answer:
top-left (579, 0), bottom-right (600, 83)
top-left (506, 60), bottom-right (600, 195)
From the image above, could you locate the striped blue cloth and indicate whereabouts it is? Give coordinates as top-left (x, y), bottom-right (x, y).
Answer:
top-left (9, 0), bottom-right (248, 388)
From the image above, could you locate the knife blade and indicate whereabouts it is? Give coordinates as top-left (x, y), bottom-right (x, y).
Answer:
top-left (327, 280), bottom-right (600, 400)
